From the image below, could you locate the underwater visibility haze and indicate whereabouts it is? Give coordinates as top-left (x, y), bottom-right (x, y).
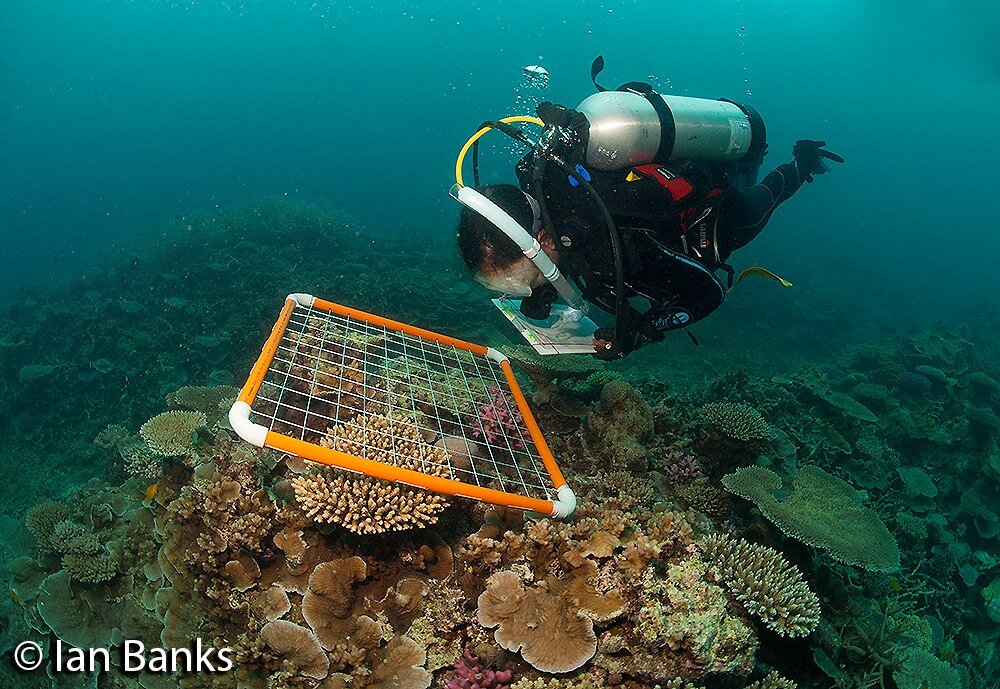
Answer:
top-left (1, 1), bottom-right (999, 688)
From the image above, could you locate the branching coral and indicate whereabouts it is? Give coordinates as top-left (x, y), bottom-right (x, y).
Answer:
top-left (444, 649), bottom-right (513, 689)
top-left (701, 535), bottom-right (820, 637)
top-left (292, 412), bottom-right (450, 534)
top-left (25, 500), bottom-right (70, 553)
top-left (473, 386), bottom-right (525, 448)
top-left (662, 451), bottom-right (701, 485)
top-left (699, 402), bottom-right (770, 442)
top-left (140, 410), bottom-right (207, 456)
top-left (722, 465), bottom-right (900, 571)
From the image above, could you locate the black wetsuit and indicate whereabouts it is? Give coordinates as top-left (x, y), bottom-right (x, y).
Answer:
top-left (515, 152), bottom-right (804, 353)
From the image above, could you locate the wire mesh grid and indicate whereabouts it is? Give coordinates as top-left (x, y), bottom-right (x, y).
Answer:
top-left (247, 301), bottom-right (559, 503)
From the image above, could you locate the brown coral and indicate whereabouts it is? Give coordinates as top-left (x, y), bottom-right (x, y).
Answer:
top-left (477, 570), bottom-right (600, 674)
top-left (701, 535), bottom-right (821, 637)
top-left (302, 556), bottom-right (369, 649)
top-left (292, 412), bottom-right (450, 534)
top-left (260, 620), bottom-right (330, 680)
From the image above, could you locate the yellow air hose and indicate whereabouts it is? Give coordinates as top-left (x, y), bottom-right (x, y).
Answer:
top-left (455, 116), bottom-right (544, 187)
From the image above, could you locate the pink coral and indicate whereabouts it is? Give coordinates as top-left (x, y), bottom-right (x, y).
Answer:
top-left (662, 451), bottom-right (701, 485)
top-left (473, 387), bottom-right (525, 449)
top-left (444, 649), bottom-right (513, 689)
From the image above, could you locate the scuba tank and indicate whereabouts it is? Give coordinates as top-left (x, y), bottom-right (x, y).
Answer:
top-left (575, 57), bottom-right (767, 172)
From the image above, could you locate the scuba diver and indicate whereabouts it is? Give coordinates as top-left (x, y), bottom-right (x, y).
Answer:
top-left (453, 58), bottom-right (844, 359)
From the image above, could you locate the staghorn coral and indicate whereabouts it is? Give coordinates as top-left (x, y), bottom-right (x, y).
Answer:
top-left (477, 569), bottom-right (608, 674)
top-left (140, 409), bottom-right (207, 456)
top-left (723, 465), bottom-right (900, 571)
top-left (292, 412), bottom-right (450, 534)
top-left (701, 535), bottom-right (820, 637)
top-left (699, 402), bottom-right (770, 442)
top-left (444, 649), bottom-right (513, 689)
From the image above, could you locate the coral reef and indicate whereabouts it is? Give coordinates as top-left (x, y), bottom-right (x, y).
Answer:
top-left (2, 197), bottom-right (998, 688)
top-left (723, 465), bottom-right (900, 571)
top-left (444, 649), bottom-right (513, 689)
top-left (700, 535), bottom-right (821, 637)
top-left (292, 412), bottom-right (451, 534)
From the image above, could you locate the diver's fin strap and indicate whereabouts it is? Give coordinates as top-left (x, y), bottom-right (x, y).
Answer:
top-left (729, 266), bottom-right (794, 292)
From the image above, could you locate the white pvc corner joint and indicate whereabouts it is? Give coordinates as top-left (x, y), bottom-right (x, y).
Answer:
top-left (485, 347), bottom-right (508, 364)
top-left (286, 293), bottom-right (316, 307)
top-left (550, 486), bottom-right (577, 519)
top-left (228, 401), bottom-right (268, 448)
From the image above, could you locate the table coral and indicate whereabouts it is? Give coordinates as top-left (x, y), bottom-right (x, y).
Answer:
top-left (701, 535), bottom-right (820, 637)
top-left (140, 409), bottom-right (207, 456)
top-left (723, 465), bottom-right (900, 571)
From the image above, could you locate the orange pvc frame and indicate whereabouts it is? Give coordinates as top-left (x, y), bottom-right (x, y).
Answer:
top-left (236, 295), bottom-right (568, 515)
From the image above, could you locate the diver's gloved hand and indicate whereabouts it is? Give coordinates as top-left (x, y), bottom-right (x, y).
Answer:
top-left (792, 140), bottom-right (844, 183)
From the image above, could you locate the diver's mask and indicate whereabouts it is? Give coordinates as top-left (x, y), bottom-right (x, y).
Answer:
top-left (472, 191), bottom-right (543, 299)
top-left (451, 116), bottom-right (589, 320)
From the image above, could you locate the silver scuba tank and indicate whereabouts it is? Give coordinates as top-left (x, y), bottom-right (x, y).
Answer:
top-left (576, 90), bottom-right (766, 171)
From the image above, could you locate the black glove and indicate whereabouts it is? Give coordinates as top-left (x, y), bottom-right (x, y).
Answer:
top-left (792, 140), bottom-right (844, 183)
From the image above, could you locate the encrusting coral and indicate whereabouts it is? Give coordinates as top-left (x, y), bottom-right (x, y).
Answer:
top-left (700, 535), bottom-right (821, 637)
top-left (722, 465), bottom-right (900, 571)
top-left (292, 412), bottom-right (451, 534)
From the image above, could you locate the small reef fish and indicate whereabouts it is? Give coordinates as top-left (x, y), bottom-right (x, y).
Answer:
top-left (143, 484), bottom-right (158, 504)
top-left (9, 589), bottom-right (18, 604)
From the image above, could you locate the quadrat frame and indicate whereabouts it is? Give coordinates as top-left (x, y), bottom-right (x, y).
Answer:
top-left (229, 293), bottom-right (576, 518)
